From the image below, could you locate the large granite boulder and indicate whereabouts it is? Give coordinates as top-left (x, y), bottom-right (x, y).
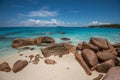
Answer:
top-left (82, 42), bottom-right (99, 51)
top-left (12, 38), bottom-right (36, 48)
top-left (90, 37), bottom-right (109, 50)
top-left (0, 62), bottom-right (11, 72)
top-left (103, 66), bottom-right (120, 80)
top-left (75, 54), bottom-right (92, 75)
top-left (97, 51), bottom-right (116, 61)
top-left (41, 43), bottom-right (69, 57)
top-left (82, 49), bottom-right (98, 67)
top-left (12, 60), bottom-right (28, 73)
top-left (96, 59), bottom-right (115, 73)
top-left (77, 42), bottom-right (99, 52)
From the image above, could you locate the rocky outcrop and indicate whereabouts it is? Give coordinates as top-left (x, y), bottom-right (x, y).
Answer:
top-left (12, 60), bottom-right (28, 73)
top-left (41, 43), bottom-right (77, 57)
top-left (44, 59), bottom-right (56, 64)
top-left (82, 49), bottom-right (98, 67)
top-left (41, 43), bottom-right (69, 57)
top-left (96, 59), bottom-right (115, 73)
top-left (103, 66), bottom-right (120, 80)
top-left (0, 62), bottom-right (11, 72)
top-left (90, 37), bottom-right (117, 56)
top-left (12, 38), bottom-right (36, 48)
top-left (12, 36), bottom-right (55, 48)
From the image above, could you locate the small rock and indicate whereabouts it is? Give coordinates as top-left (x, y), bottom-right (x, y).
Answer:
top-left (66, 67), bottom-right (69, 70)
top-left (30, 48), bottom-right (35, 50)
top-left (29, 55), bottom-right (34, 61)
top-left (44, 59), bottom-right (56, 64)
top-left (35, 54), bottom-right (43, 59)
top-left (19, 54), bottom-right (23, 56)
top-left (33, 58), bottom-right (39, 64)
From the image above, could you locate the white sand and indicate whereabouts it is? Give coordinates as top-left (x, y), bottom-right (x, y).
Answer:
top-left (0, 48), bottom-right (104, 80)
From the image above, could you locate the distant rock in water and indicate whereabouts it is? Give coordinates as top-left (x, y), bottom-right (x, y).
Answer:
top-left (61, 38), bottom-right (70, 41)
top-left (0, 36), bottom-right (7, 39)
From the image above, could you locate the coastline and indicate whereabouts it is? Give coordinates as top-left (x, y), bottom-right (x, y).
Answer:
top-left (0, 48), bottom-right (105, 80)
top-left (0, 27), bottom-right (120, 80)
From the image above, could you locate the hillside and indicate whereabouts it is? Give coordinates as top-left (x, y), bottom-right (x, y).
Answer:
top-left (89, 24), bottom-right (120, 28)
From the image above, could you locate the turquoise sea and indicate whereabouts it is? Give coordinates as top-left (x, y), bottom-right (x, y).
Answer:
top-left (0, 27), bottom-right (120, 58)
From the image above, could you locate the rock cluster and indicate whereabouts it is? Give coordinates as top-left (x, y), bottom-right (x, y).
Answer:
top-left (76, 37), bottom-right (120, 79)
top-left (29, 54), bottom-right (43, 64)
top-left (12, 36), bottom-right (55, 48)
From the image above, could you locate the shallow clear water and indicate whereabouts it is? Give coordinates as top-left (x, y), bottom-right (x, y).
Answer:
top-left (0, 27), bottom-right (120, 57)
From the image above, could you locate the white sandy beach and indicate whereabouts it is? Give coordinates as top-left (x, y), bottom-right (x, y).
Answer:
top-left (0, 47), bottom-right (104, 80)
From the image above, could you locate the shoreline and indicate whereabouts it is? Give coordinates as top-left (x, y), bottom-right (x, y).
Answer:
top-left (0, 36), bottom-right (119, 80)
top-left (0, 49), bottom-right (105, 80)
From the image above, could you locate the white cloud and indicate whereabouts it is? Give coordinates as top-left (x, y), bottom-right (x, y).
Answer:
top-left (90, 21), bottom-right (111, 25)
top-left (25, 6), bottom-right (58, 17)
top-left (28, 10), bottom-right (58, 17)
top-left (21, 19), bottom-right (63, 26)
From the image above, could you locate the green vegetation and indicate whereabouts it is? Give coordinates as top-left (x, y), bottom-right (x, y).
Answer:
top-left (89, 24), bottom-right (120, 28)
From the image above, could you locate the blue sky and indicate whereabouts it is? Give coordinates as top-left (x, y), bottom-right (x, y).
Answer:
top-left (0, 0), bottom-right (120, 27)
